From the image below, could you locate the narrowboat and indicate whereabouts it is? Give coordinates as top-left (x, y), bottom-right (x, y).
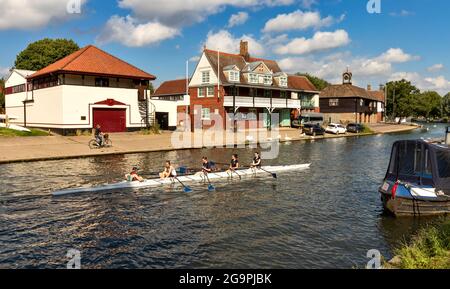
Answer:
top-left (379, 139), bottom-right (450, 217)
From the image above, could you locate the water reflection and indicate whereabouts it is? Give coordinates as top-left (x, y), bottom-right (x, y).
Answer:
top-left (0, 123), bottom-right (448, 268)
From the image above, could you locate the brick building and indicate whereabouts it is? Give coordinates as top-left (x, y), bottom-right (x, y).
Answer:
top-left (188, 41), bottom-right (320, 131)
top-left (319, 70), bottom-right (385, 124)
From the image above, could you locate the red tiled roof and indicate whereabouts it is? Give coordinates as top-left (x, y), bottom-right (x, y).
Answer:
top-left (320, 83), bottom-right (383, 102)
top-left (204, 49), bottom-right (282, 84)
top-left (29, 45), bottom-right (156, 80)
top-left (153, 79), bottom-right (188, 96)
top-left (368, 90), bottom-right (386, 102)
top-left (288, 75), bottom-right (317, 91)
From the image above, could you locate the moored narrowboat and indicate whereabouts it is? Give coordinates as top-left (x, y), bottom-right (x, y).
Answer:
top-left (379, 139), bottom-right (450, 217)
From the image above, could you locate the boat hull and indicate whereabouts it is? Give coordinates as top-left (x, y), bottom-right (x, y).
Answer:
top-left (380, 191), bottom-right (450, 217)
top-left (53, 164), bottom-right (311, 196)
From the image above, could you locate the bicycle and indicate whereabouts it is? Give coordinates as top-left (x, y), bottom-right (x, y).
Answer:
top-left (88, 134), bottom-right (113, 149)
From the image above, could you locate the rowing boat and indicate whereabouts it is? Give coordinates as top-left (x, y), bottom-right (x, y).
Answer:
top-left (53, 164), bottom-right (311, 196)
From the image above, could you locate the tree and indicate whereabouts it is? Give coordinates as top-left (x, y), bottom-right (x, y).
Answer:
top-left (412, 91), bottom-right (442, 120)
top-left (295, 72), bottom-right (330, 91)
top-left (14, 38), bottom-right (79, 71)
top-left (443, 93), bottom-right (450, 119)
top-left (385, 79), bottom-right (420, 118)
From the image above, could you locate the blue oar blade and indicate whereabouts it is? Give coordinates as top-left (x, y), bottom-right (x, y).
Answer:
top-left (208, 184), bottom-right (216, 191)
top-left (184, 186), bottom-right (193, 193)
top-left (272, 173), bottom-right (278, 179)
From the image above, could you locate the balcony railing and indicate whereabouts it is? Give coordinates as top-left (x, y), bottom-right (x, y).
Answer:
top-left (224, 95), bottom-right (302, 109)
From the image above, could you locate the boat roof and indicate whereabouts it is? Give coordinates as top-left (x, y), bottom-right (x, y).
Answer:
top-left (386, 140), bottom-right (450, 193)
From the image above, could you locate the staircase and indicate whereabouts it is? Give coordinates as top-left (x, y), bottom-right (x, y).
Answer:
top-left (138, 99), bottom-right (156, 128)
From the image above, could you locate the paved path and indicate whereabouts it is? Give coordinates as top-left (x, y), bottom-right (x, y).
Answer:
top-left (0, 124), bottom-right (419, 164)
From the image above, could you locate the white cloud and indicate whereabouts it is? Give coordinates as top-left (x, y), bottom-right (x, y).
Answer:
top-left (377, 48), bottom-right (419, 63)
top-left (274, 29), bottom-right (350, 55)
top-left (390, 10), bottom-right (415, 17)
top-left (189, 56), bottom-right (201, 62)
top-left (203, 29), bottom-right (265, 57)
top-left (96, 15), bottom-right (180, 47)
top-left (0, 0), bottom-right (88, 30)
top-left (299, 0), bottom-right (317, 8)
top-left (227, 12), bottom-right (249, 28)
top-left (427, 64), bottom-right (444, 72)
top-left (118, 0), bottom-right (294, 26)
top-left (263, 10), bottom-right (344, 33)
top-left (390, 72), bottom-right (450, 95)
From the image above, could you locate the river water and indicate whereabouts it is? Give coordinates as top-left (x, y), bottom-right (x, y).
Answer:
top-left (0, 124), bottom-right (448, 269)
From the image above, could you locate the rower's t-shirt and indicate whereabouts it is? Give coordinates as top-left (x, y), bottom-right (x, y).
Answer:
top-left (230, 159), bottom-right (239, 168)
top-left (253, 157), bottom-right (261, 167)
top-left (95, 128), bottom-right (102, 137)
top-left (203, 162), bottom-right (212, 171)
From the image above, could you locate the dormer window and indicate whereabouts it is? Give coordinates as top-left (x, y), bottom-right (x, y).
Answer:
top-left (263, 75), bottom-right (272, 85)
top-left (279, 76), bottom-right (288, 87)
top-left (229, 71), bottom-right (240, 82)
top-left (249, 73), bottom-right (258, 84)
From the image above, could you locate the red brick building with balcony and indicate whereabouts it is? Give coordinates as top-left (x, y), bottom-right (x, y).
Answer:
top-left (188, 41), bottom-right (320, 131)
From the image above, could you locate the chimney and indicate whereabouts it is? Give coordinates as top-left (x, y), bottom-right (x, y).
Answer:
top-left (240, 40), bottom-right (250, 62)
top-left (367, 84), bottom-right (372, 91)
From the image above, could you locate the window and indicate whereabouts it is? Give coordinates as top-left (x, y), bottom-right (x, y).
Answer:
top-left (202, 71), bottom-right (210, 84)
top-left (207, 86), bottom-right (215, 97)
top-left (198, 87), bottom-right (205, 97)
top-left (279, 76), bottom-right (288, 87)
top-left (264, 90), bottom-right (272, 98)
top-left (280, 91), bottom-right (287, 98)
top-left (249, 73), bottom-right (258, 84)
top-left (201, 108), bottom-right (211, 120)
top-left (95, 78), bottom-right (109, 87)
top-left (229, 71), bottom-right (240, 82)
top-left (329, 99), bottom-right (339, 107)
top-left (249, 88), bottom-right (257, 97)
top-left (264, 75), bottom-right (273, 85)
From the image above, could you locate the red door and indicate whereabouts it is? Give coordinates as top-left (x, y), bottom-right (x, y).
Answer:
top-left (93, 108), bottom-right (126, 133)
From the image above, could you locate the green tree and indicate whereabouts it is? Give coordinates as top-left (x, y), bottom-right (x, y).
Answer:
top-left (412, 91), bottom-right (442, 120)
top-left (443, 93), bottom-right (450, 118)
top-left (14, 38), bottom-right (79, 71)
top-left (0, 78), bottom-right (5, 109)
top-left (295, 72), bottom-right (330, 91)
top-left (385, 79), bottom-right (421, 118)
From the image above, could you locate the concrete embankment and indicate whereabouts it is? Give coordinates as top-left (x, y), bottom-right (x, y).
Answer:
top-left (0, 124), bottom-right (419, 164)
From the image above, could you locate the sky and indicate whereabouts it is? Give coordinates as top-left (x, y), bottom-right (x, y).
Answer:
top-left (0, 0), bottom-right (449, 95)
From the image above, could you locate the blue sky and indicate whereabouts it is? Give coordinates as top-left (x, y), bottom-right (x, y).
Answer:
top-left (0, 0), bottom-right (449, 95)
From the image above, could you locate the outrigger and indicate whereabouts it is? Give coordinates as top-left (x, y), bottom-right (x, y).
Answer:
top-left (53, 164), bottom-right (311, 197)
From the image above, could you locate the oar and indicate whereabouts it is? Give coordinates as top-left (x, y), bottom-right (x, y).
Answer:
top-left (257, 167), bottom-right (277, 179)
top-left (203, 172), bottom-right (216, 191)
top-left (230, 169), bottom-right (242, 180)
top-left (173, 177), bottom-right (193, 193)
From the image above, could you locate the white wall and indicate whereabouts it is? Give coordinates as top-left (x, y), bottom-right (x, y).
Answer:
top-left (61, 85), bottom-right (142, 129)
top-left (189, 52), bottom-right (219, 87)
top-left (151, 95), bottom-right (190, 128)
top-left (7, 86), bottom-right (64, 127)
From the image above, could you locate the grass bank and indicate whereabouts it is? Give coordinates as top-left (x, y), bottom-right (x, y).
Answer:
top-left (0, 128), bottom-right (50, 137)
top-left (390, 219), bottom-right (450, 269)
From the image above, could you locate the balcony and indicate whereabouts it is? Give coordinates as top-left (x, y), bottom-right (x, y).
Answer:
top-left (300, 100), bottom-right (315, 109)
top-left (224, 95), bottom-right (301, 109)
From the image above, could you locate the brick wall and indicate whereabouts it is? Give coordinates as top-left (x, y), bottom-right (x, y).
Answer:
top-left (189, 86), bottom-right (226, 131)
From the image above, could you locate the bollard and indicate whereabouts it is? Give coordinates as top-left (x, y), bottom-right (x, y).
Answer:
top-left (446, 126), bottom-right (450, 145)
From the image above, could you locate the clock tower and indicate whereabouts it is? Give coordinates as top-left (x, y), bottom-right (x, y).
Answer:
top-left (342, 68), bottom-right (352, 85)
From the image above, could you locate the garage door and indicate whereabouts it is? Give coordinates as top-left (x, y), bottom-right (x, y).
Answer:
top-left (93, 108), bottom-right (126, 133)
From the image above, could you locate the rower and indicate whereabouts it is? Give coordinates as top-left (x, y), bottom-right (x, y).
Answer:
top-left (227, 154), bottom-right (240, 174)
top-left (160, 161), bottom-right (177, 179)
top-left (196, 157), bottom-right (212, 176)
top-left (250, 152), bottom-right (262, 169)
top-left (125, 166), bottom-right (144, 182)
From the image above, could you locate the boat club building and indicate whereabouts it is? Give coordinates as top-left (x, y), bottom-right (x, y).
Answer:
top-left (4, 45), bottom-right (160, 134)
top-left (188, 41), bottom-right (320, 131)
top-left (319, 70), bottom-right (385, 124)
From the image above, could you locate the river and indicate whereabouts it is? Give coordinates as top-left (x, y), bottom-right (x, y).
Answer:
top-left (0, 124), bottom-right (448, 269)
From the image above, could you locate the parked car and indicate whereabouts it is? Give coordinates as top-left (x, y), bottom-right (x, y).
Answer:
top-left (291, 113), bottom-right (325, 128)
top-left (325, 123), bottom-right (347, 135)
top-left (347, 123), bottom-right (364, 133)
top-left (303, 124), bottom-right (325, 136)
